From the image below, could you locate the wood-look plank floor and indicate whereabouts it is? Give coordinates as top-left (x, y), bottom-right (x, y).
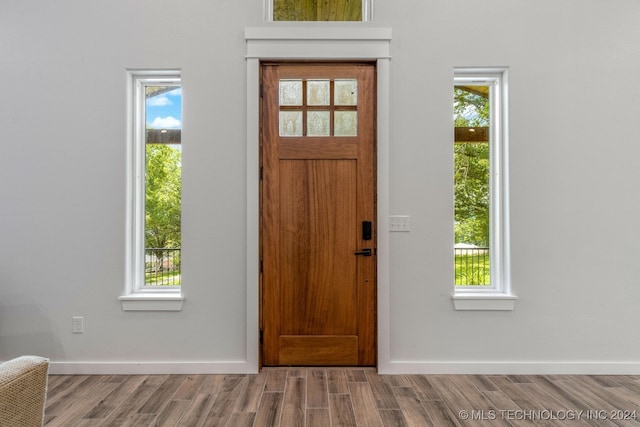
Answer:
top-left (44, 368), bottom-right (640, 426)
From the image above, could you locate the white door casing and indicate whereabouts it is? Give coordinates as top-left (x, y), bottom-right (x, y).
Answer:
top-left (245, 26), bottom-right (392, 372)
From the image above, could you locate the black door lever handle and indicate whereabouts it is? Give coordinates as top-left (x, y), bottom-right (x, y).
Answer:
top-left (354, 248), bottom-right (372, 256)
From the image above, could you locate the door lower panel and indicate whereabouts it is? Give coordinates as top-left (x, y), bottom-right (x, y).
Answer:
top-left (279, 335), bottom-right (358, 366)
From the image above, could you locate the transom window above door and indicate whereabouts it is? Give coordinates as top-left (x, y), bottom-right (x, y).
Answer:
top-left (268, 0), bottom-right (371, 21)
top-left (278, 79), bottom-right (358, 137)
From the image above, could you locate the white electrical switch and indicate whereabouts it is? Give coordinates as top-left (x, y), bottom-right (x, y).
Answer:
top-left (390, 215), bottom-right (411, 232)
top-left (72, 316), bottom-right (84, 334)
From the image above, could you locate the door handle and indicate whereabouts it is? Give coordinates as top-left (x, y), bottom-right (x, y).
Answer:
top-left (354, 248), bottom-right (372, 256)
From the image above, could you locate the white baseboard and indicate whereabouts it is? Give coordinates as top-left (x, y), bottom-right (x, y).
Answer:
top-left (49, 360), bottom-right (640, 376)
top-left (378, 361), bottom-right (640, 375)
top-left (49, 361), bottom-right (258, 375)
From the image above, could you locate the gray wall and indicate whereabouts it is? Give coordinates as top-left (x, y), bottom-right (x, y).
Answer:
top-left (1, 0), bottom-right (639, 373)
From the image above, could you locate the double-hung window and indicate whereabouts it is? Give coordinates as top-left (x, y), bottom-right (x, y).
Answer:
top-left (452, 68), bottom-right (516, 310)
top-left (121, 70), bottom-right (184, 311)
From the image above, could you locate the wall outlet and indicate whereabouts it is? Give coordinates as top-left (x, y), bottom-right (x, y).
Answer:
top-left (390, 215), bottom-right (411, 232)
top-left (72, 316), bottom-right (84, 334)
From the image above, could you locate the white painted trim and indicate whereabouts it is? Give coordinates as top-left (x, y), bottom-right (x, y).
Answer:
top-left (375, 58), bottom-right (391, 373)
top-left (245, 27), bottom-right (392, 59)
top-left (118, 293), bottom-right (184, 311)
top-left (246, 57), bottom-right (261, 374)
top-left (263, 0), bottom-right (273, 21)
top-left (49, 361), bottom-right (252, 375)
top-left (453, 68), bottom-right (516, 309)
top-left (379, 361), bottom-right (640, 375)
top-left (123, 70), bottom-right (183, 309)
top-left (245, 27), bottom-right (391, 374)
top-left (48, 360), bottom-right (640, 376)
top-left (451, 293), bottom-right (517, 311)
top-left (245, 26), bottom-right (390, 41)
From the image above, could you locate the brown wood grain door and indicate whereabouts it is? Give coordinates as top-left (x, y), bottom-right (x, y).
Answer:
top-left (261, 62), bottom-right (376, 366)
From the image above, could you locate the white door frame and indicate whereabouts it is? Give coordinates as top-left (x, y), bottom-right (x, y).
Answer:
top-left (245, 26), bottom-right (392, 373)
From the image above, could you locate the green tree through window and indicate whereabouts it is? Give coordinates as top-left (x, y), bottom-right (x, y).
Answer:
top-left (273, 0), bottom-right (362, 21)
top-left (454, 87), bottom-right (489, 247)
top-left (145, 144), bottom-right (181, 251)
top-left (454, 86), bottom-right (490, 285)
top-left (143, 84), bottom-right (182, 287)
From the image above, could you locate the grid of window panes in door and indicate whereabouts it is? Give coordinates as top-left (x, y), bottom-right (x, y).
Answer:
top-left (279, 79), bottom-right (358, 137)
top-left (144, 85), bottom-right (182, 286)
top-left (454, 85), bottom-right (490, 286)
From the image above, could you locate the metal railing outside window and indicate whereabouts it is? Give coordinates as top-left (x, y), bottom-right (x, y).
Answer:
top-left (454, 247), bottom-right (490, 286)
top-left (145, 248), bottom-right (181, 286)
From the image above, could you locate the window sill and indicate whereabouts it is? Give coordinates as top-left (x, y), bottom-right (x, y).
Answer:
top-left (452, 292), bottom-right (517, 311)
top-left (119, 293), bottom-right (184, 311)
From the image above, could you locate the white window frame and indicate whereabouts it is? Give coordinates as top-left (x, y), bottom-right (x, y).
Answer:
top-left (452, 68), bottom-right (517, 311)
top-left (120, 70), bottom-right (184, 311)
top-left (264, 0), bottom-right (372, 22)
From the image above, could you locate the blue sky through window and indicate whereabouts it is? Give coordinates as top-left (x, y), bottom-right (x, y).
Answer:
top-left (146, 88), bottom-right (182, 129)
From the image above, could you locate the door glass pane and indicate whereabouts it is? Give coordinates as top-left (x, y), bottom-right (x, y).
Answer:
top-left (334, 80), bottom-right (357, 106)
top-left (307, 111), bottom-right (330, 136)
top-left (307, 80), bottom-right (330, 106)
top-left (334, 111), bottom-right (357, 136)
top-left (279, 80), bottom-right (302, 106)
top-left (280, 111), bottom-right (303, 136)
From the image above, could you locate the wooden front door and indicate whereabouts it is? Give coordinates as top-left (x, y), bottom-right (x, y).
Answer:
top-left (261, 62), bottom-right (376, 366)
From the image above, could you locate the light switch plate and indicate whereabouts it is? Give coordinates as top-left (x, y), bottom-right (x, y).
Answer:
top-left (390, 215), bottom-right (411, 232)
top-left (72, 316), bottom-right (84, 334)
